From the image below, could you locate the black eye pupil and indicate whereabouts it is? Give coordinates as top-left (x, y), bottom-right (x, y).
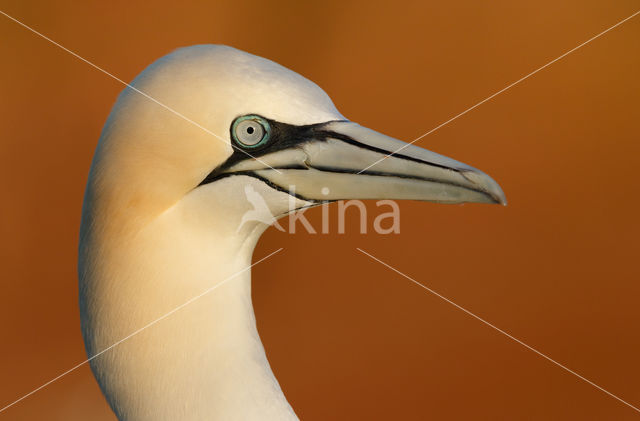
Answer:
top-left (246, 127), bottom-right (254, 134)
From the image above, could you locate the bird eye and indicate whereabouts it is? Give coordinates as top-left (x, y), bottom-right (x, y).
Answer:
top-left (232, 115), bottom-right (271, 148)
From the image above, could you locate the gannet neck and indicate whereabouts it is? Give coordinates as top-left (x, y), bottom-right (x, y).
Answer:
top-left (79, 177), bottom-right (299, 421)
top-left (79, 44), bottom-right (506, 421)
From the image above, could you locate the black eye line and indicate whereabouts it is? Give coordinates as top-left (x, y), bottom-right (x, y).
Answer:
top-left (198, 116), bottom-right (459, 190)
top-left (233, 115), bottom-right (332, 150)
top-left (210, 116), bottom-right (344, 175)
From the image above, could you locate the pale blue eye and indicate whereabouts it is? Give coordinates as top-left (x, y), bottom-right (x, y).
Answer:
top-left (232, 115), bottom-right (270, 148)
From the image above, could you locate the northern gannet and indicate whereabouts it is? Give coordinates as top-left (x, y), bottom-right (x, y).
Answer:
top-left (79, 45), bottom-right (506, 421)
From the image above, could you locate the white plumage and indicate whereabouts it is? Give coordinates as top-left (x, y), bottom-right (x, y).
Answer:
top-left (79, 45), bottom-right (504, 420)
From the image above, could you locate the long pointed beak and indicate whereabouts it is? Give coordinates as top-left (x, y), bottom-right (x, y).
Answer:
top-left (220, 121), bottom-right (506, 205)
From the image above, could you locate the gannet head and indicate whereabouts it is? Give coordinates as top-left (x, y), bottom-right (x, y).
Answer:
top-left (80, 45), bottom-right (507, 421)
top-left (87, 44), bottom-right (505, 236)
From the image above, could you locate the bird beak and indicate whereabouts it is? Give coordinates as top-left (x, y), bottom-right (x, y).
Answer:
top-left (218, 120), bottom-right (506, 205)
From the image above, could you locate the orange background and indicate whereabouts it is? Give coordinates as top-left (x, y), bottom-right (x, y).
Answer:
top-left (1, 1), bottom-right (640, 419)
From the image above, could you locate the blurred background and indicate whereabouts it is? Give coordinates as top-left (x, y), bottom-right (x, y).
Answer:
top-left (1, 1), bottom-right (639, 419)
